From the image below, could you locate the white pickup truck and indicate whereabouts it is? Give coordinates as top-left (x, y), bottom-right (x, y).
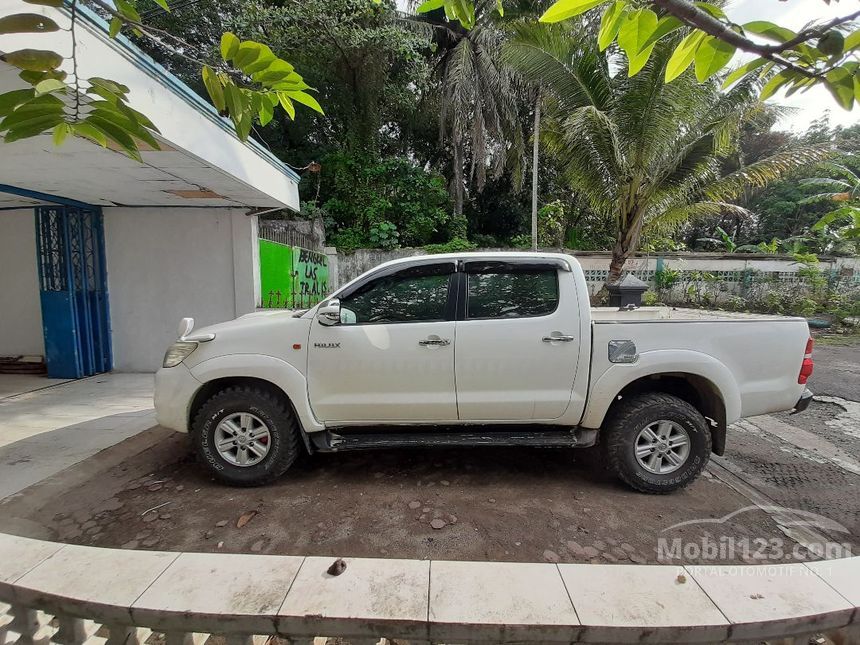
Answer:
top-left (154, 252), bottom-right (814, 493)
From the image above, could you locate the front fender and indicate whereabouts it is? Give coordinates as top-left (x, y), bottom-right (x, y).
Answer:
top-left (579, 349), bottom-right (741, 429)
top-left (188, 354), bottom-right (324, 434)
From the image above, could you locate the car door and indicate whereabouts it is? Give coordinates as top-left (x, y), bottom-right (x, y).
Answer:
top-left (454, 259), bottom-right (582, 421)
top-left (307, 260), bottom-right (458, 423)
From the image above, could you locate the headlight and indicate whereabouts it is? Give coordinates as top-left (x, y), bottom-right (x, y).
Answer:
top-left (162, 341), bottom-right (198, 368)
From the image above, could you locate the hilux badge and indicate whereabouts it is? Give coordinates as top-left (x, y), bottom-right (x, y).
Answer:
top-left (314, 342), bottom-right (341, 349)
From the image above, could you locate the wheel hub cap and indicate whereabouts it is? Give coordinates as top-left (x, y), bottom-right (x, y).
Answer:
top-left (214, 412), bottom-right (271, 467)
top-left (634, 420), bottom-right (691, 475)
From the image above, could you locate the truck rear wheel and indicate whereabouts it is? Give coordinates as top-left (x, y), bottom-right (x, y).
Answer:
top-left (604, 392), bottom-right (711, 494)
top-left (192, 386), bottom-right (300, 486)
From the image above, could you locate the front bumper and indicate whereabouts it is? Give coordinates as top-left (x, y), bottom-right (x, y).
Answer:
top-left (790, 388), bottom-right (813, 415)
top-left (154, 363), bottom-right (201, 432)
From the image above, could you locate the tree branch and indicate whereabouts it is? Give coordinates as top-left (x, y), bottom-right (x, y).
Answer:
top-left (652, 0), bottom-right (860, 79)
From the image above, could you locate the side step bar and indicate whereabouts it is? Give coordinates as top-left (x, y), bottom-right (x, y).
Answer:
top-left (309, 428), bottom-right (598, 452)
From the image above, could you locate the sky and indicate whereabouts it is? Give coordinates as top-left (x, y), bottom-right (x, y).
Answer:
top-left (729, 0), bottom-right (858, 132)
top-left (397, 0), bottom-right (858, 133)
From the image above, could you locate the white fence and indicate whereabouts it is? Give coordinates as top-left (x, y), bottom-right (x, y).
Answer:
top-left (1, 532), bottom-right (859, 645)
top-left (328, 248), bottom-right (860, 296)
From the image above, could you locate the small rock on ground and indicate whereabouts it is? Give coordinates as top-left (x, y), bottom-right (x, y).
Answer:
top-left (543, 550), bottom-right (560, 563)
top-left (430, 519), bottom-right (446, 530)
top-left (215, 520), bottom-right (228, 527)
top-left (251, 540), bottom-right (265, 552)
top-left (121, 540), bottom-right (140, 549)
top-left (408, 501), bottom-right (421, 509)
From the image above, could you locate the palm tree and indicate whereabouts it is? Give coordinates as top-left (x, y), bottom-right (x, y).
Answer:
top-left (503, 23), bottom-right (830, 284)
top-left (414, 0), bottom-right (525, 215)
top-left (803, 163), bottom-right (860, 250)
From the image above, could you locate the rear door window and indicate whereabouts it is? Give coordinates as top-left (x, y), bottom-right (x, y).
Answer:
top-left (466, 267), bottom-right (559, 319)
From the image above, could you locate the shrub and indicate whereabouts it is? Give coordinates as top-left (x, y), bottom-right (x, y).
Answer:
top-left (423, 238), bottom-right (477, 254)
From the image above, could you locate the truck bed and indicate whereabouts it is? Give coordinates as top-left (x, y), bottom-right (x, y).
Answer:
top-left (590, 306), bottom-right (803, 323)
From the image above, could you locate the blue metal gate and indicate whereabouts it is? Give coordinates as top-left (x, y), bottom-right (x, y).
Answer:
top-left (35, 206), bottom-right (112, 378)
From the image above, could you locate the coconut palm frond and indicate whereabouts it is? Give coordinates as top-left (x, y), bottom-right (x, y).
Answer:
top-left (705, 144), bottom-right (833, 201)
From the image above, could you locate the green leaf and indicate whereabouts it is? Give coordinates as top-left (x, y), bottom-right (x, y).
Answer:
top-left (627, 42), bottom-right (655, 76)
top-left (416, 0), bottom-right (445, 13)
top-left (34, 78), bottom-right (65, 95)
top-left (597, 1), bottom-right (626, 51)
top-left (72, 122), bottom-right (107, 147)
top-left (540, 0), bottom-right (609, 24)
top-left (19, 69), bottom-right (66, 84)
top-left (693, 36), bottom-right (735, 82)
top-left (83, 116), bottom-right (142, 161)
top-left (258, 98), bottom-right (274, 126)
top-left (0, 13), bottom-right (60, 34)
top-left (721, 57), bottom-right (767, 89)
top-left (109, 17), bottom-right (122, 38)
top-left (743, 21), bottom-right (795, 43)
top-left (844, 29), bottom-right (860, 52)
top-left (0, 98), bottom-right (63, 131)
top-left (277, 92), bottom-right (296, 120)
top-left (89, 77), bottom-right (130, 95)
top-left (641, 15), bottom-right (683, 49)
top-left (855, 72), bottom-right (860, 102)
top-left (220, 32), bottom-right (240, 61)
top-left (0, 88), bottom-right (36, 117)
top-left (21, 0), bottom-right (63, 6)
top-left (759, 70), bottom-right (795, 101)
top-left (825, 67), bottom-right (855, 110)
top-left (1, 49), bottom-right (63, 72)
top-left (202, 66), bottom-right (226, 113)
top-left (4, 113), bottom-right (63, 142)
top-left (151, 0), bottom-right (170, 11)
top-left (496, 0), bottom-right (503, 17)
top-left (665, 31), bottom-right (706, 82)
top-left (52, 121), bottom-right (70, 146)
top-left (224, 82), bottom-right (243, 119)
top-left (284, 90), bottom-right (324, 114)
top-left (241, 44), bottom-right (276, 75)
top-left (233, 42), bottom-right (261, 70)
top-left (114, 0), bottom-right (141, 23)
top-left (694, 2), bottom-right (725, 19)
top-left (617, 8), bottom-right (658, 59)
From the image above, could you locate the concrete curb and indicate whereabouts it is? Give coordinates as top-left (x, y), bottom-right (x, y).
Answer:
top-left (0, 532), bottom-right (858, 644)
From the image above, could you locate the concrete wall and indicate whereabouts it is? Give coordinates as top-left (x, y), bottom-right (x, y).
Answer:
top-left (104, 207), bottom-right (257, 372)
top-left (330, 248), bottom-right (860, 292)
top-left (0, 210), bottom-right (44, 357)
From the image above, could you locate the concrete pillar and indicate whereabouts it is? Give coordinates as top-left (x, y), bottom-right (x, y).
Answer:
top-left (231, 211), bottom-right (261, 314)
top-left (324, 246), bottom-right (338, 293)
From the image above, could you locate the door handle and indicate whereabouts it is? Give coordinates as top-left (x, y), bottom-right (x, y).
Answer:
top-left (419, 338), bottom-right (451, 346)
top-left (542, 335), bottom-right (576, 343)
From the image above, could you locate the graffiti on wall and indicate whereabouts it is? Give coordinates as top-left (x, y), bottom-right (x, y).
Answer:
top-left (259, 240), bottom-right (329, 309)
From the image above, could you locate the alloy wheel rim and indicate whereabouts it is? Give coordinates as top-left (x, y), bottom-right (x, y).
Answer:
top-left (214, 412), bottom-right (271, 467)
top-left (634, 420), bottom-right (691, 475)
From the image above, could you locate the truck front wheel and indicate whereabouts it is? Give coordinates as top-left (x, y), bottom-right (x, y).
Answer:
top-left (604, 392), bottom-right (711, 494)
top-left (192, 386), bottom-right (300, 486)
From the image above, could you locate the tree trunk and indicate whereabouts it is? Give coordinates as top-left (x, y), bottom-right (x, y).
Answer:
top-left (531, 89), bottom-right (541, 251)
top-left (454, 138), bottom-right (464, 216)
top-left (607, 212), bottom-right (645, 285)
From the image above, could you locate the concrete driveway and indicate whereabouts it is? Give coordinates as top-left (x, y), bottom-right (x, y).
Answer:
top-left (0, 373), bottom-right (156, 500)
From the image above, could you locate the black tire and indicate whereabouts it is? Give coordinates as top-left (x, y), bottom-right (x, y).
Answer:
top-left (192, 386), bottom-right (300, 486)
top-left (604, 392), bottom-right (711, 494)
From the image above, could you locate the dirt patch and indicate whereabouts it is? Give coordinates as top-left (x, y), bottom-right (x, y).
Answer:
top-left (3, 429), bottom-right (810, 565)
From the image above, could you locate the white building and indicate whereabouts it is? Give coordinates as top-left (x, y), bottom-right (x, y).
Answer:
top-left (0, 1), bottom-right (299, 376)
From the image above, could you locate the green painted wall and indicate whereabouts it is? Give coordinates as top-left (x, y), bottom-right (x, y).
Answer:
top-left (259, 240), bottom-right (329, 309)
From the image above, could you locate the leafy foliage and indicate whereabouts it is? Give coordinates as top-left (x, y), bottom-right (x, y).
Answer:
top-left (316, 152), bottom-right (453, 251)
top-left (0, 0), bottom-right (321, 157)
top-left (503, 23), bottom-right (830, 280)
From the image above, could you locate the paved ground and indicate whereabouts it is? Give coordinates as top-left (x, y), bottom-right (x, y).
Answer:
top-left (0, 336), bottom-right (857, 566)
top-left (0, 373), bottom-right (155, 500)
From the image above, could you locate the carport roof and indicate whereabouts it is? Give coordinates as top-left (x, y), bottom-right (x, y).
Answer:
top-left (0, 2), bottom-right (300, 210)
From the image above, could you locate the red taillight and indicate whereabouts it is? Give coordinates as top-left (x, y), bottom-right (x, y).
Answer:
top-left (798, 337), bottom-right (814, 384)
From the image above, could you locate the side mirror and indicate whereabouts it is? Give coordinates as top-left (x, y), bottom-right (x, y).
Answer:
top-left (317, 298), bottom-right (341, 326)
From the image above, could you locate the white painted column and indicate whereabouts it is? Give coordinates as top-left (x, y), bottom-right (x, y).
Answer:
top-left (231, 210), bottom-right (260, 315)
